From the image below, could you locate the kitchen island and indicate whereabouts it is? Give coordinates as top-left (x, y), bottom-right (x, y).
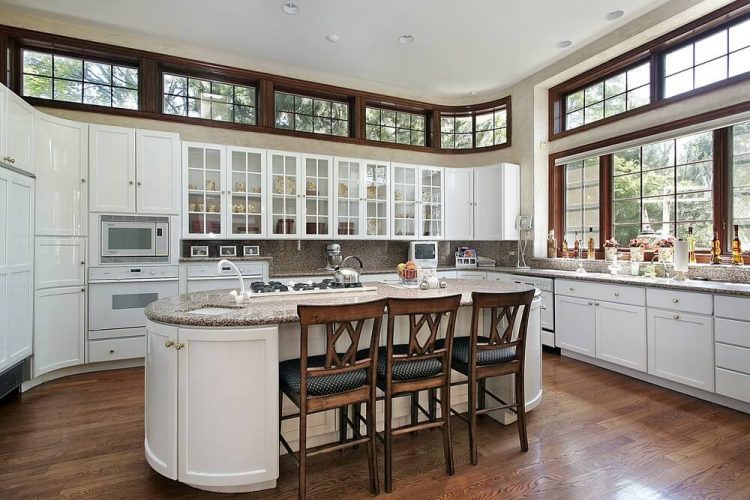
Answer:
top-left (143, 279), bottom-right (541, 493)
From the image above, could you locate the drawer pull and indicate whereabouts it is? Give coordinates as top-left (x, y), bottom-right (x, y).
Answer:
top-left (569, 287), bottom-right (575, 292)
top-left (673, 298), bottom-right (679, 303)
top-left (673, 314), bottom-right (680, 320)
top-left (587, 301), bottom-right (593, 306)
top-left (109, 349), bottom-right (115, 354)
top-left (614, 292), bottom-right (620, 297)
top-left (595, 302), bottom-right (600, 306)
top-left (541, 305), bottom-right (547, 310)
top-left (164, 340), bottom-right (174, 348)
top-left (175, 342), bottom-right (185, 350)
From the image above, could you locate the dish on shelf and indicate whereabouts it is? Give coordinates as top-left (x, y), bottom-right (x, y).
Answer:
top-left (273, 176), bottom-right (284, 194)
top-left (422, 191), bottom-right (431, 202)
top-left (338, 182), bottom-right (349, 197)
top-left (367, 184), bottom-right (377, 199)
top-left (367, 219), bottom-right (378, 235)
top-left (251, 186), bottom-right (261, 193)
top-left (306, 181), bottom-right (318, 196)
top-left (394, 191), bottom-right (404, 201)
top-left (286, 176), bottom-right (296, 195)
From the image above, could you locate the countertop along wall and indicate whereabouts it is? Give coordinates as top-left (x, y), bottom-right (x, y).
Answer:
top-left (0, 0), bottom-right (741, 260)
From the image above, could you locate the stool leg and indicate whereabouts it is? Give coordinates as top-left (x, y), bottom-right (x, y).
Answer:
top-left (478, 378), bottom-right (486, 413)
top-left (366, 396), bottom-right (380, 495)
top-left (384, 391), bottom-right (393, 492)
top-left (441, 383), bottom-right (454, 475)
top-left (429, 388), bottom-right (437, 421)
top-left (468, 377), bottom-right (478, 465)
top-left (515, 373), bottom-right (529, 452)
top-left (410, 391), bottom-right (419, 435)
top-left (299, 406), bottom-right (307, 498)
top-left (338, 405), bottom-right (347, 445)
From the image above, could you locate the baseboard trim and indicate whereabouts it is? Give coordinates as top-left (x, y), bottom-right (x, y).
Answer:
top-left (22, 358), bottom-right (145, 392)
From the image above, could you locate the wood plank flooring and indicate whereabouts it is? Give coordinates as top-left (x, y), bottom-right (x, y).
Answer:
top-left (1, 351), bottom-right (749, 499)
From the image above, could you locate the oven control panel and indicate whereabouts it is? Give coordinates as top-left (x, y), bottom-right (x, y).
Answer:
top-left (89, 265), bottom-right (179, 282)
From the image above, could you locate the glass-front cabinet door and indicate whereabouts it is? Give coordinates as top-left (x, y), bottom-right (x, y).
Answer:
top-left (228, 147), bottom-right (266, 238)
top-left (364, 161), bottom-right (389, 238)
top-left (183, 142), bottom-right (226, 239)
top-left (268, 151), bottom-right (301, 238)
top-left (420, 166), bottom-right (444, 239)
top-left (335, 158), bottom-right (362, 238)
top-left (302, 154), bottom-right (332, 238)
top-left (391, 163), bottom-right (418, 239)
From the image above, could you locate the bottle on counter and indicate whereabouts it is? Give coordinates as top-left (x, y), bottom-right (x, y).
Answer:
top-left (711, 231), bottom-right (722, 264)
top-left (587, 227), bottom-right (595, 260)
top-left (732, 224), bottom-right (743, 265)
top-left (562, 236), bottom-right (569, 258)
top-left (547, 230), bottom-right (557, 258)
top-left (687, 226), bottom-right (697, 264)
top-left (573, 231), bottom-right (580, 259)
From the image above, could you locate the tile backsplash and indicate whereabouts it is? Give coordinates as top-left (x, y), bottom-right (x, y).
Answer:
top-left (182, 239), bottom-right (525, 274)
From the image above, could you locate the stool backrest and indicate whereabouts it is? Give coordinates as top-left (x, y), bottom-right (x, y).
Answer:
top-left (297, 298), bottom-right (387, 397)
top-left (470, 289), bottom-right (536, 364)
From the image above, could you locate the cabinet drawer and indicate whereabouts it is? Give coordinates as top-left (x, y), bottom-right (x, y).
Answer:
top-left (715, 318), bottom-right (750, 348)
top-left (646, 288), bottom-right (712, 315)
top-left (716, 368), bottom-right (750, 404)
top-left (555, 279), bottom-right (644, 306)
top-left (88, 337), bottom-right (145, 363)
top-left (714, 295), bottom-right (750, 321)
top-left (715, 342), bottom-right (750, 374)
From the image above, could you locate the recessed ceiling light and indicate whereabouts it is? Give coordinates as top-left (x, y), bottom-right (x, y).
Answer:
top-left (326, 34), bottom-right (340, 43)
top-left (555, 40), bottom-right (572, 49)
top-left (281, 2), bottom-right (299, 15)
top-left (605, 10), bottom-right (625, 21)
top-left (399, 35), bottom-right (415, 44)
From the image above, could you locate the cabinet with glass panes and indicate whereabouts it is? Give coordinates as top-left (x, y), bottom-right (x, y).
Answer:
top-left (183, 142), bottom-right (226, 239)
top-left (364, 161), bottom-right (390, 238)
top-left (334, 158), bottom-right (362, 238)
top-left (391, 163), bottom-right (419, 239)
top-left (420, 166), bottom-right (444, 238)
top-left (228, 147), bottom-right (266, 238)
top-left (268, 151), bottom-right (301, 238)
top-left (302, 154), bottom-right (333, 238)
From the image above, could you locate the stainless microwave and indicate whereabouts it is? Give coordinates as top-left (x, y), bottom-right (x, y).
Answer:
top-left (101, 215), bottom-right (169, 261)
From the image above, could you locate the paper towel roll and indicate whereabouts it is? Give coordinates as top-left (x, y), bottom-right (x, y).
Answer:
top-left (674, 240), bottom-right (689, 273)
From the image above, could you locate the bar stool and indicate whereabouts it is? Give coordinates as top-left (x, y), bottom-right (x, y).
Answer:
top-left (450, 289), bottom-right (536, 464)
top-left (279, 298), bottom-right (387, 498)
top-left (380, 295), bottom-right (462, 493)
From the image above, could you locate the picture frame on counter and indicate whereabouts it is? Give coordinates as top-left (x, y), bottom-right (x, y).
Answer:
top-left (219, 245), bottom-right (237, 257)
top-left (190, 245), bottom-right (209, 257)
top-left (243, 245), bottom-right (260, 256)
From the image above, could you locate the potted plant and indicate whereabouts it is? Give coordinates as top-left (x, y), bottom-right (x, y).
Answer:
top-left (629, 239), bottom-right (645, 262)
top-left (603, 238), bottom-right (619, 261)
top-left (657, 236), bottom-right (675, 263)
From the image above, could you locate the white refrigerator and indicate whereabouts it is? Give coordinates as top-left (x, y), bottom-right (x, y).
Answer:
top-left (0, 164), bottom-right (34, 396)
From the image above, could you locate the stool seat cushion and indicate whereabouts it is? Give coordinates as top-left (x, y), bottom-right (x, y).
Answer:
top-left (279, 355), bottom-right (367, 397)
top-left (446, 337), bottom-right (516, 373)
top-left (374, 345), bottom-right (443, 381)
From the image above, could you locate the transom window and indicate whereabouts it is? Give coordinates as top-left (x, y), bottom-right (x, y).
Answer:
top-left (440, 114), bottom-right (473, 149)
top-left (565, 63), bottom-right (650, 130)
top-left (365, 107), bottom-right (426, 146)
top-left (664, 17), bottom-right (750, 98)
top-left (732, 120), bottom-right (750, 248)
top-left (274, 92), bottom-right (349, 137)
top-left (612, 131), bottom-right (714, 247)
top-left (162, 74), bottom-right (256, 124)
top-left (564, 156), bottom-right (601, 247)
top-left (474, 108), bottom-right (508, 147)
top-left (22, 49), bottom-right (138, 109)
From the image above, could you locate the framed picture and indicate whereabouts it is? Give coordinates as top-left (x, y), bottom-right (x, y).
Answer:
top-left (190, 245), bottom-right (209, 257)
top-left (219, 245), bottom-right (237, 257)
top-left (243, 245), bottom-right (260, 256)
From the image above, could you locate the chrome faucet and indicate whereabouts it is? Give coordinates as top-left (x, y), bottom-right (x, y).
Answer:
top-left (217, 259), bottom-right (249, 303)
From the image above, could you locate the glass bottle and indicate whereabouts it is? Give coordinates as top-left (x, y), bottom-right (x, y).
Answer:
top-left (547, 230), bottom-right (557, 258)
top-left (573, 232), bottom-right (580, 259)
top-left (587, 227), bottom-right (595, 260)
top-left (711, 231), bottom-right (722, 264)
top-left (687, 226), bottom-right (697, 264)
top-left (562, 237), bottom-right (569, 258)
top-left (732, 225), bottom-right (743, 265)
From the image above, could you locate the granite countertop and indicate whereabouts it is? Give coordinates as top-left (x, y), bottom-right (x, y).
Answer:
top-left (179, 256), bottom-right (273, 263)
top-left (145, 279), bottom-right (537, 327)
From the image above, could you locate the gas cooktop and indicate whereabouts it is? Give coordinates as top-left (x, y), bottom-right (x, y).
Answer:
top-left (246, 279), bottom-right (376, 297)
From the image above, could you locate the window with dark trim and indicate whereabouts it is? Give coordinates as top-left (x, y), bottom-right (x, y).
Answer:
top-left (274, 91), bottom-right (349, 137)
top-left (22, 49), bottom-right (138, 109)
top-left (474, 107), bottom-right (508, 147)
top-left (732, 120), bottom-right (750, 248)
top-left (563, 156), bottom-right (601, 247)
top-left (365, 106), bottom-right (426, 146)
top-left (162, 73), bottom-right (256, 124)
top-left (440, 113), bottom-right (473, 149)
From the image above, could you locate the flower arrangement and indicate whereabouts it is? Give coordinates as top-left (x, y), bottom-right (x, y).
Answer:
top-left (657, 236), bottom-right (676, 262)
top-left (604, 238), bottom-right (620, 248)
top-left (629, 238), bottom-right (646, 261)
top-left (658, 236), bottom-right (675, 248)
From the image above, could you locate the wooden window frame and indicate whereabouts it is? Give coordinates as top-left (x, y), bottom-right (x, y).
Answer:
top-left (436, 97), bottom-right (512, 153)
top-left (364, 103), bottom-right (430, 147)
top-left (549, 101), bottom-right (750, 263)
top-left (549, 1), bottom-right (750, 141)
top-left (0, 24), bottom-right (510, 154)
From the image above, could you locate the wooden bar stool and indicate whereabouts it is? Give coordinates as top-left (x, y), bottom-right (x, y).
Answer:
top-left (380, 295), bottom-right (462, 493)
top-left (450, 289), bottom-right (536, 464)
top-left (279, 298), bottom-right (387, 498)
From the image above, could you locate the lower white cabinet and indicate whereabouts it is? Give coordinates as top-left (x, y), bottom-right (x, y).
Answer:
top-left (33, 286), bottom-right (86, 377)
top-left (145, 320), bottom-right (279, 491)
top-left (555, 295), bottom-right (596, 356)
top-left (647, 309), bottom-right (714, 391)
top-left (595, 301), bottom-right (647, 372)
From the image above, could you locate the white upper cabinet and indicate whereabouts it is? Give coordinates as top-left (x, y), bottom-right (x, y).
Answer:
top-left (0, 84), bottom-right (35, 175)
top-left (184, 142), bottom-right (226, 239)
top-left (392, 163), bottom-right (442, 240)
top-left (445, 164), bottom-right (521, 241)
top-left (333, 157), bottom-right (390, 239)
top-left (267, 150), bottom-right (301, 239)
top-left (301, 154), bottom-right (333, 239)
top-left (228, 147), bottom-right (266, 238)
top-left (419, 166), bottom-right (444, 240)
top-left (89, 124), bottom-right (136, 213)
top-left (363, 160), bottom-right (390, 239)
top-left (136, 129), bottom-right (181, 214)
top-left (35, 114), bottom-right (88, 237)
top-left (90, 125), bottom-right (180, 214)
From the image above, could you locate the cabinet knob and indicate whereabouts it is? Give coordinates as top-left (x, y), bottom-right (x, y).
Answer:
top-left (673, 314), bottom-right (680, 320)
top-left (569, 287), bottom-right (575, 292)
top-left (164, 339), bottom-right (174, 348)
top-left (137, 181), bottom-right (142, 186)
top-left (80, 260), bottom-right (85, 265)
top-left (614, 292), bottom-right (620, 297)
top-left (81, 288), bottom-right (86, 292)
top-left (81, 178), bottom-right (86, 183)
top-left (587, 301), bottom-right (593, 305)
top-left (175, 342), bottom-right (185, 350)
top-left (595, 302), bottom-right (600, 306)
top-left (672, 298), bottom-right (679, 303)
top-left (541, 305), bottom-right (547, 310)
top-left (109, 349), bottom-right (115, 354)
top-left (129, 180), bottom-right (134, 185)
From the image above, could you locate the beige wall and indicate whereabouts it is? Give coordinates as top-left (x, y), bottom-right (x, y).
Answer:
top-left (1, 0), bottom-right (743, 255)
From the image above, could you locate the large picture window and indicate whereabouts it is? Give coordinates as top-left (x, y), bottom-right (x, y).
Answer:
top-left (732, 120), bottom-right (750, 248)
top-left (564, 156), bottom-right (601, 247)
top-left (162, 73), bottom-right (256, 124)
top-left (22, 49), bottom-right (138, 109)
top-left (274, 92), bottom-right (349, 137)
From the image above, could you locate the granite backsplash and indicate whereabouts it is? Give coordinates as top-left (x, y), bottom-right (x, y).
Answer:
top-left (181, 239), bottom-right (528, 274)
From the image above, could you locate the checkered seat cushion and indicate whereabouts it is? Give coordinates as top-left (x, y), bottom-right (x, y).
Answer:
top-left (448, 337), bottom-right (516, 374)
top-left (279, 355), bottom-right (367, 397)
top-left (374, 345), bottom-right (443, 382)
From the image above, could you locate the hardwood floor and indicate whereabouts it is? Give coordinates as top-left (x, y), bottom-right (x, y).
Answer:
top-left (1, 351), bottom-right (749, 499)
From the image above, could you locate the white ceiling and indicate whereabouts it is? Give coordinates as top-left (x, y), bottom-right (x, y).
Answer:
top-left (0, 0), bottom-right (670, 99)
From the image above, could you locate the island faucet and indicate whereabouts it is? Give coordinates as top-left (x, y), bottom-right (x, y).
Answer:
top-left (217, 259), bottom-right (248, 302)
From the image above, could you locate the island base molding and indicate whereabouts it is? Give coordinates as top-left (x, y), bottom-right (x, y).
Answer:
top-left (185, 480), bottom-right (277, 494)
top-left (562, 350), bottom-right (750, 415)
